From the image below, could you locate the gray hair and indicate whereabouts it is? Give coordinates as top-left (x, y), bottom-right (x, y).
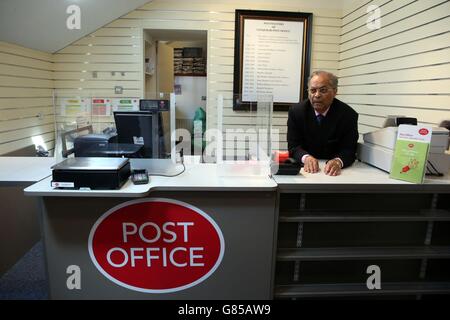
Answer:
top-left (308, 70), bottom-right (338, 89)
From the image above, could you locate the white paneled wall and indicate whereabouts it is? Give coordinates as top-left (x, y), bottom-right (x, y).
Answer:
top-left (338, 0), bottom-right (450, 139)
top-left (52, 0), bottom-right (343, 155)
top-left (52, 18), bottom-right (143, 138)
top-left (3, 0), bottom-right (447, 157)
top-left (54, 26), bottom-right (142, 98)
top-left (0, 41), bottom-right (55, 155)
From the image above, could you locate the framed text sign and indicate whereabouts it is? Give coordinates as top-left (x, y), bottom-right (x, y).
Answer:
top-left (233, 10), bottom-right (312, 111)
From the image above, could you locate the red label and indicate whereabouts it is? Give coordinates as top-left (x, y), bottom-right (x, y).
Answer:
top-left (88, 198), bottom-right (224, 293)
top-left (419, 128), bottom-right (429, 135)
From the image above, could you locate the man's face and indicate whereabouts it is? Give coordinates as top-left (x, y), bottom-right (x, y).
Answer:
top-left (308, 74), bottom-right (337, 113)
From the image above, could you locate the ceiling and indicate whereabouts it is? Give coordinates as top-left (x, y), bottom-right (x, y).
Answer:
top-left (0, 0), bottom-right (152, 53)
top-left (0, 0), bottom-right (352, 54)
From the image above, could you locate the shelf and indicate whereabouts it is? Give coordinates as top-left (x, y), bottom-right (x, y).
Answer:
top-left (275, 282), bottom-right (450, 298)
top-left (277, 246), bottom-right (450, 261)
top-left (174, 73), bottom-right (206, 77)
top-left (278, 209), bottom-right (450, 222)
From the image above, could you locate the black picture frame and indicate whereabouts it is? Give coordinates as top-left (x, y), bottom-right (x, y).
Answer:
top-left (233, 10), bottom-right (313, 111)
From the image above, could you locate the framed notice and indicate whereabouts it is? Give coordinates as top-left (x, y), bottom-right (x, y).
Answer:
top-left (233, 10), bottom-right (312, 111)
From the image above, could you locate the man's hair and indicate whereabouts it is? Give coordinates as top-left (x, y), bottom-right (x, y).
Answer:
top-left (439, 120), bottom-right (450, 131)
top-left (308, 70), bottom-right (338, 89)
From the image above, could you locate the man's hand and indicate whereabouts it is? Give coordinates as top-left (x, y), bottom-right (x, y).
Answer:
top-left (303, 156), bottom-right (320, 173)
top-left (324, 159), bottom-right (342, 176)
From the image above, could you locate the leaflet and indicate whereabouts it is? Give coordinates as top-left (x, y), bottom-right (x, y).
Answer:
top-left (389, 125), bottom-right (432, 184)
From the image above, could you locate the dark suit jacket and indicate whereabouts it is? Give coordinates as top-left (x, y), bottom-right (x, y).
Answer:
top-left (287, 98), bottom-right (359, 168)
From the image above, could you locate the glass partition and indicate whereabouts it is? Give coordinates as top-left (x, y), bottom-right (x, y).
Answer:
top-left (53, 90), bottom-right (176, 163)
top-left (211, 93), bottom-right (275, 177)
top-left (53, 89), bottom-right (277, 177)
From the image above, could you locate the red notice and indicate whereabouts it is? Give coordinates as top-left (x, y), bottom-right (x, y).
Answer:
top-left (88, 198), bottom-right (225, 293)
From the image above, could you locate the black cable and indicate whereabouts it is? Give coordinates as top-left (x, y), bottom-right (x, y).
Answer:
top-left (425, 160), bottom-right (444, 177)
top-left (428, 160), bottom-right (442, 175)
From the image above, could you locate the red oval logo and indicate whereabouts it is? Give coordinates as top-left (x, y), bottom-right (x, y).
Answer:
top-left (88, 198), bottom-right (225, 293)
top-left (419, 128), bottom-right (429, 135)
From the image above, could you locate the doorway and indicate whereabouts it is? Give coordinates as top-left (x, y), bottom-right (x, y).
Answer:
top-left (143, 29), bottom-right (207, 138)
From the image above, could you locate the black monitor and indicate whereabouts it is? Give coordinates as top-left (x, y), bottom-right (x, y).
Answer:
top-left (113, 111), bottom-right (166, 158)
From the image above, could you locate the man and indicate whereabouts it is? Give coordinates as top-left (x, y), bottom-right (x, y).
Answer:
top-left (287, 71), bottom-right (359, 176)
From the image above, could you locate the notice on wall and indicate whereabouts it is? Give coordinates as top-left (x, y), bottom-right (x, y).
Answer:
top-left (111, 98), bottom-right (139, 112)
top-left (92, 98), bottom-right (112, 116)
top-left (389, 125), bottom-right (432, 184)
top-left (60, 98), bottom-right (90, 116)
top-left (242, 19), bottom-right (304, 103)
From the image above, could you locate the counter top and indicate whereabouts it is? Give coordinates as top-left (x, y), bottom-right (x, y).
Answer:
top-left (273, 161), bottom-right (450, 193)
top-left (0, 157), bottom-right (56, 186)
top-left (15, 158), bottom-right (450, 197)
top-left (24, 162), bottom-right (278, 197)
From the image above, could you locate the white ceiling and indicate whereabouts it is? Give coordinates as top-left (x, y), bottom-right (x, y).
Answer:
top-left (0, 0), bottom-right (351, 54)
top-left (0, 0), bottom-right (152, 53)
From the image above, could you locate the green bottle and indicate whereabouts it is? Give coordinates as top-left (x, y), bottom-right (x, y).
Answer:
top-left (192, 107), bottom-right (206, 151)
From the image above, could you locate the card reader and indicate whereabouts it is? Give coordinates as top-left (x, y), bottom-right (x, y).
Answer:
top-left (131, 169), bottom-right (149, 185)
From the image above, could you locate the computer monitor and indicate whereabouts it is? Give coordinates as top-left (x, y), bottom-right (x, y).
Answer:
top-left (113, 111), bottom-right (166, 158)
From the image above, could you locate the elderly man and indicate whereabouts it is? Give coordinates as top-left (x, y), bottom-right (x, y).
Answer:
top-left (287, 71), bottom-right (359, 176)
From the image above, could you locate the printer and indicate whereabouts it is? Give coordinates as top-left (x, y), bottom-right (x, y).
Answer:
top-left (74, 132), bottom-right (117, 157)
top-left (51, 157), bottom-right (131, 190)
top-left (358, 116), bottom-right (450, 176)
top-left (74, 132), bottom-right (144, 158)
